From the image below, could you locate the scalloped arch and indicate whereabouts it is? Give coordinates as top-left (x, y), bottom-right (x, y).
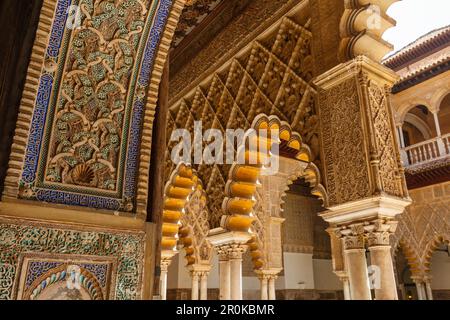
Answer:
top-left (423, 234), bottom-right (450, 274)
top-left (25, 265), bottom-right (104, 300)
top-left (221, 114), bottom-right (328, 270)
top-left (393, 240), bottom-right (422, 278)
top-left (161, 163), bottom-right (211, 266)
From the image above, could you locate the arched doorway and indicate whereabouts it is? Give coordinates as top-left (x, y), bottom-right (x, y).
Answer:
top-left (394, 246), bottom-right (416, 300)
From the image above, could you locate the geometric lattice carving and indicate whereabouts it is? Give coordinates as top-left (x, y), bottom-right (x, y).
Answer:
top-left (392, 182), bottom-right (450, 277)
top-left (282, 192), bottom-right (318, 254)
top-left (166, 17), bottom-right (320, 228)
top-left (183, 187), bottom-right (213, 264)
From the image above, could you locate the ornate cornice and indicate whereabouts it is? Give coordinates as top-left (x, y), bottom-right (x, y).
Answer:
top-left (169, 0), bottom-right (300, 103)
top-left (384, 25), bottom-right (450, 70)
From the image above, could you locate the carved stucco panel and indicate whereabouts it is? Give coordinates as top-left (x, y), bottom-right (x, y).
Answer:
top-left (318, 77), bottom-right (371, 206)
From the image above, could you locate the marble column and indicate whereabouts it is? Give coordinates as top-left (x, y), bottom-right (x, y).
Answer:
top-left (160, 259), bottom-right (171, 300)
top-left (414, 280), bottom-right (426, 300)
top-left (218, 254), bottom-right (231, 300)
top-left (433, 111), bottom-right (442, 136)
top-left (259, 275), bottom-right (268, 300)
top-left (397, 124), bottom-right (409, 165)
top-left (424, 277), bottom-right (433, 300)
top-left (433, 111), bottom-right (446, 156)
top-left (342, 225), bottom-right (372, 300)
top-left (200, 272), bottom-right (208, 300)
top-left (367, 221), bottom-right (399, 300)
top-left (397, 124), bottom-right (405, 148)
top-left (208, 231), bottom-right (251, 301)
top-left (268, 275), bottom-right (277, 300)
top-left (339, 276), bottom-right (352, 300)
top-left (191, 272), bottom-right (199, 300)
top-left (229, 245), bottom-right (245, 300)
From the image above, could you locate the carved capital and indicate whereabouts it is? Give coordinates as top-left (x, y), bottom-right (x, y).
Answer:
top-left (340, 223), bottom-right (366, 250)
top-left (215, 243), bottom-right (247, 260)
top-left (227, 244), bottom-right (247, 260)
top-left (366, 219), bottom-right (398, 247)
top-left (190, 270), bottom-right (202, 279)
top-left (160, 259), bottom-right (172, 272)
top-left (216, 245), bottom-right (230, 261)
top-left (255, 270), bottom-right (280, 281)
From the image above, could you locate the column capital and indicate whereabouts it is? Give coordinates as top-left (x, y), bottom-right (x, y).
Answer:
top-left (255, 269), bottom-right (281, 281)
top-left (335, 272), bottom-right (349, 282)
top-left (216, 243), bottom-right (247, 260)
top-left (333, 218), bottom-right (398, 249)
top-left (338, 223), bottom-right (366, 250)
top-left (160, 258), bottom-right (172, 272)
top-left (366, 219), bottom-right (398, 247)
top-left (411, 276), bottom-right (425, 285)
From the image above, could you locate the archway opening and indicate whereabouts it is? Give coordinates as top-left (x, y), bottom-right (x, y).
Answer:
top-left (438, 93), bottom-right (450, 136)
top-left (428, 240), bottom-right (450, 300)
top-left (402, 105), bottom-right (436, 147)
top-left (394, 246), bottom-right (416, 300)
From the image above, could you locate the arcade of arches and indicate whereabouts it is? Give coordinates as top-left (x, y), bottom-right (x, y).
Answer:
top-left (0, 0), bottom-right (448, 300)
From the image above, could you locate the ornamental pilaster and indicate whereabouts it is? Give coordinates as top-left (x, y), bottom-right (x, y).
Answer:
top-left (314, 56), bottom-right (410, 207)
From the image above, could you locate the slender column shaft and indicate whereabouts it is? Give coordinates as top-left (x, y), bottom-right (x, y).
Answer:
top-left (433, 112), bottom-right (442, 136)
top-left (191, 273), bottom-right (199, 300)
top-left (341, 277), bottom-right (351, 300)
top-left (230, 257), bottom-right (243, 300)
top-left (397, 125), bottom-right (406, 148)
top-left (160, 269), bottom-right (168, 300)
top-left (268, 276), bottom-right (276, 300)
top-left (368, 246), bottom-right (398, 300)
top-left (345, 249), bottom-right (372, 300)
top-left (433, 111), bottom-right (446, 156)
top-left (200, 273), bottom-right (208, 300)
top-left (260, 277), bottom-right (268, 300)
top-left (425, 280), bottom-right (433, 300)
top-left (219, 259), bottom-right (231, 300)
top-left (415, 281), bottom-right (425, 300)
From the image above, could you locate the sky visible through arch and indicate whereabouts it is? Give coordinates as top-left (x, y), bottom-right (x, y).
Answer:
top-left (383, 0), bottom-right (450, 55)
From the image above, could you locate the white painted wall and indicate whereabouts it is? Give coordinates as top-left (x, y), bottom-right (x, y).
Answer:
top-left (431, 251), bottom-right (450, 289)
top-left (277, 252), bottom-right (315, 289)
top-left (313, 259), bottom-right (342, 290)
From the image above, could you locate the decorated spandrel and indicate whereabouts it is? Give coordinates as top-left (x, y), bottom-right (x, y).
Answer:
top-left (17, 0), bottom-right (173, 212)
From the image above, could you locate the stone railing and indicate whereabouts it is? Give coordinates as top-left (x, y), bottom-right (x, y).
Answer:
top-left (401, 133), bottom-right (450, 167)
